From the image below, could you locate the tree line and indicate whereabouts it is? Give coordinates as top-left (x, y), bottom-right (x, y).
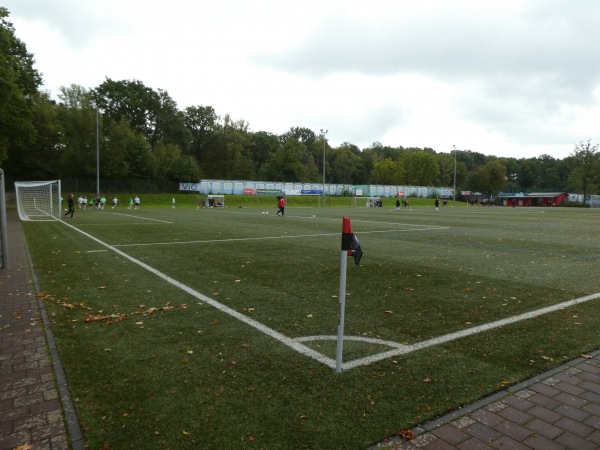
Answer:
top-left (2, 7), bottom-right (599, 201)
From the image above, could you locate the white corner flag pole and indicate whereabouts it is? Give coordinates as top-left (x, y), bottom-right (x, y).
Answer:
top-left (336, 216), bottom-right (357, 373)
top-left (336, 248), bottom-right (348, 373)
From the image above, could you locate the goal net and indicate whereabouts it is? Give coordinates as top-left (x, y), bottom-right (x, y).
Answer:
top-left (353, 196), bottom-right (382, 207)
top-left (14, 180), bottom-right (62, 221)
top-left (207, 195), bottom-right (225, 208)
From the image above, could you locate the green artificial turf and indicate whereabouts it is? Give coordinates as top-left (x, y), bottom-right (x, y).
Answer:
top-left (22, 202), bottom-right (600, 449)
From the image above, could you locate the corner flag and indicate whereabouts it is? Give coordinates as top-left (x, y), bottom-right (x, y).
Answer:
top-left (341, 216), bottom-right (363, 265)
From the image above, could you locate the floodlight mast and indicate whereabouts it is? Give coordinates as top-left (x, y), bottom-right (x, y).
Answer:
top-left (453, 145), bottom-right (457, 206)
top-left (96, 107), bottom-right (100, 197)
top-left (321, 129), bottom-right (328, 207)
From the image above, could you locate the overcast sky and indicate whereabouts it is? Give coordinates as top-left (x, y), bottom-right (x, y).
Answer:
top-left (4, 0), bottom-right (600, 159)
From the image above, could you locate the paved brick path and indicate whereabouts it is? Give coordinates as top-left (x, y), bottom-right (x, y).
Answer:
top-left (0, 211), bottom-right (82, 450)
top-left (370, 351), bottom-right (600, 449)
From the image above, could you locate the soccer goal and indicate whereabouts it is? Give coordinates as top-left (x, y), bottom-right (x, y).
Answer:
top-left (14, 180), bottom-right (62, 221)
top-left (590, 195), bottom-right (600, 208)
top-left (353, 196), bottom-right (381, 207)
top-left (207, 195), bottom-right (225, 208)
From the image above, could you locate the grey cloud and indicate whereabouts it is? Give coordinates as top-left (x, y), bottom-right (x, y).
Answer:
top-left (257, 2), bottom-right (600, 104)
top-left (3, 0), bottom-right (127, 47)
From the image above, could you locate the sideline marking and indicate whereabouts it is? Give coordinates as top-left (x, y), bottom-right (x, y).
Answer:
top-left (58, 221), bottom-right (599, 371)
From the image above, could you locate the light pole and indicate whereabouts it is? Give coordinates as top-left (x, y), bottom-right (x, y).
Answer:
top-left (321, 129), bottom-right (328, 207)
top-left (453, 145), bottom-right (457, 206)
top-left (96, 107), bottom-right (100, 197)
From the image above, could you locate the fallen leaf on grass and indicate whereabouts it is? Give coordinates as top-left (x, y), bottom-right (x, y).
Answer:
top-left (423, 378), bottom-right (433, 383)
top-left (397, 429), bottom-right (414, 440)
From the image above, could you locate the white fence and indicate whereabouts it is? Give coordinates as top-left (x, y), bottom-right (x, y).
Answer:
top-left (180, 180), bottom-right (448, 198)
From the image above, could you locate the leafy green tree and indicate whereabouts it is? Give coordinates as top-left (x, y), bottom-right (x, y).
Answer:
top-left (435, 153), bottom-right (455, 186)
top-left (56, 85), bottom-right (98, 179)
top-left (124, 132), bottom-right (153, 179)
top-left (0, 7), bottom-right (43, 167)
top-left (102, 119), bottom-right (134, 179)
top-left (252, 131), bottom-right (281, 178)
top-left (184, 105), bottom-right (218, 161)
top-left (172, 154), bottom-right (202, 182)
top-left (515, 158), bottom-right (538, 191)
top-left (205, 115), bottom-right (254, 179)
top-left (150, 141), bottom-right (185, 181)
top-left (280, 127), bottom-right (316, 147)
top-left (401, 151), bottom-right (439, 185)
top-left (371, 158), bottom-right (404, 184)
top-left (457, 150), bottom-right (487, 172)
top-left (92, 79), bottom-right (185, 148)
top-left (29, 92), bottom-right (64, 178)
top-left (331, 143), bottom-right (361, 184)
top-left (568, 139), bottom-right (599, 205)
top-left (535, 154), bottom-right (562, 190)
top-left (156, 95), bottom-right (192, 153)
top-left (261, 137), bottom-right (307, 182)
top-left (477, 160), bottom-right (507, 196)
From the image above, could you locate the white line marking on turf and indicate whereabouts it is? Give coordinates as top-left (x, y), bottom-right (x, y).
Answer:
top-left (112, 212), bottom-right (173, 223)
top-left (58, 221), bottom-right (600, 372)
top-left (113, 227), bottom-right (449, 248)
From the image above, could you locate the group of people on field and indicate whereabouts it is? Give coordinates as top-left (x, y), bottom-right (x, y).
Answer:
top-left (394, 198), bottom-right (410, 210)
top-left (67, 195), bottom-right (141, 212)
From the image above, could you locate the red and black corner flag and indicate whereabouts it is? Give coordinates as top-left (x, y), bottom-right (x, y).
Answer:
top-left (341, 216), bottom-right (363, 265)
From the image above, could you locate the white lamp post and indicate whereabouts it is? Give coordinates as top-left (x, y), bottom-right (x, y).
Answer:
top-left (453, 145), bottom-right (457, 206)
top-left (96, 107), bottom-right (100, 197)
top-left (321, 129), bottom-right (328, 207)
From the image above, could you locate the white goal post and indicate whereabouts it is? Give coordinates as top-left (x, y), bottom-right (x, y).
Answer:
top-left (353, 196), bottom-right (382, 207)
top-left (207, 195), bottom-right (225, 208)
top-left (14, 180), bottom-right (62, 221)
